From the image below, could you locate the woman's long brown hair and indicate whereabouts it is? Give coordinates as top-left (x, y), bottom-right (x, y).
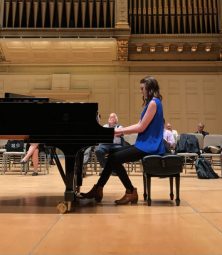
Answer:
top-left (140, 76), bottom-right (162, 105)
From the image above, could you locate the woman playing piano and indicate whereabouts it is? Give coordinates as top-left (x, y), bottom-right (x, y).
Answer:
top-left (81, 76), bottom-right (166, 205)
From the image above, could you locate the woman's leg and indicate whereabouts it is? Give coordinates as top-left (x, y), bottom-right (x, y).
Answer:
top-left (97, 145), bottom-right (146, 191)
top-left (32, 147), bottom-right (39, 173)
top-left (81, 145), bottom-right (146, 203)
top-left (22, 143), bottom-right (39, 162)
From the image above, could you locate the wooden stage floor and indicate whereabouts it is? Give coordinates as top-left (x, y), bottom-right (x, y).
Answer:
top-left (0, 160), bottom-right (222, 255)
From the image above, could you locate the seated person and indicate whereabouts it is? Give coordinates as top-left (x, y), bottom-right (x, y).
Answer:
top-left (163, 119), bottom-right (176, 151)
top-left (95, 113), bottom-right (124, 174)
top-left (196, 122), bottom-right (209, 137)
top-left (82, 113), bottom-right (102, 167)
top-left (21, 143), bottom-right (40, 176)
top-left (44, 146), bottom-right (55, 165)
top-left (166, 122), bottom-right (178, 141)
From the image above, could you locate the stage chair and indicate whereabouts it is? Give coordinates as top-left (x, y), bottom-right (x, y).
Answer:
top-left (175, 134), bottom-right (202, 173)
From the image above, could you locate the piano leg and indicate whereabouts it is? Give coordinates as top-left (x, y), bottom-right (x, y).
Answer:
top-left (51, 147), bottom-right (76, 213)
top-left (51, 147), bottom-right (85, 213)
top-left (74, 148), bottom-right (85, 193)
top-left (64, 154), bottom-right (76, 202)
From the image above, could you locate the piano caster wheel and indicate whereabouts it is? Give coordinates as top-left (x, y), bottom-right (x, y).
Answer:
top-left (143, 193), bottom-right (147, 201)
top-left (147, 199), bottom-right (151, 206)
top-left (57, 201), bottom-right (72, 214)
top-left (175, 199), bottom-right (180, 206)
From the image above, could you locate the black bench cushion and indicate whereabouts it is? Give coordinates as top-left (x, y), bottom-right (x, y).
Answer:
top-left (142, 155), bottom-right (183, 176)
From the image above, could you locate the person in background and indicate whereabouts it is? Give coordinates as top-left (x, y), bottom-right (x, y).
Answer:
top-left (95, 112), bottom-right (123, 175)
top-left (164, 120), bottom-right (176, 150)
top-left (196, 122), bottom-right (209, 137)
top-left (82, 113), bottom-right (102, 166)
top-left (166, 122), bottom-right (178, 141)
top-left (21, 143), bottom-right (39, 176)
top-left (81, 76), bottom-right (165, 205)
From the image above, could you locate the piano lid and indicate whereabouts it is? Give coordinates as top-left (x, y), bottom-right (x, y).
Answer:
top-left (4, 92), bottom-right (64, 103)
top-left (3, 92), bottom-right (50, 103)
top-left (5, 92), bottom-right (34, 98)
top-left (0, 102), bottom-right (114, 145)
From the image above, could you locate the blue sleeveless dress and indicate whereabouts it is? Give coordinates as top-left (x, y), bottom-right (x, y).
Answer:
top-left (134, 98), bottom-right (165, 154)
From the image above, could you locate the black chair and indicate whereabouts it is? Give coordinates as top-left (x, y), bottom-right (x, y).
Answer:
top-left (142, 155), bottom-right (183, 206)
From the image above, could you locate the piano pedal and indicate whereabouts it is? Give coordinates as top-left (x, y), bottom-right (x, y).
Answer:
top-left (57, 201), bottom-right (72, 214)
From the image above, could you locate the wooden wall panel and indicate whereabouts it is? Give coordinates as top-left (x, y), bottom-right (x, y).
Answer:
top-left (92, 77), bottom-right (116, 123)
top-left (203, 82), bottom-right (217, 114)
top-left (162, 79), bottom-right (183, 133)
top-left (3, 76), bottom-right (30, 92)
top-left (52, 74), bottom-right (70, 90)
top-left (167, 81), bottom-right (182, 114)
top-left (129, 76), bottom-right (144, 125)
top-left (70, 78), bottom-right (90, 89)
top-left (185, 81), bottom-right (199, 113)
top-left (32, 76), bottom-right (51, 90)
top-left (0, 79), bottom-right (4, 91)
top-left (116, 76), bottom-right (130, 125)
top-left (0, 39), bottom-right (117, 64)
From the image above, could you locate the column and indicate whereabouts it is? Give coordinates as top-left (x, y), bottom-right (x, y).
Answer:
top-left (115, 0), bottom-right (129, 29)
top-left (0, 0), bottom-right (4, 27)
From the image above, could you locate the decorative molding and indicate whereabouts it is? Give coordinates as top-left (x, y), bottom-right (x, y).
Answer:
top-left (0, 38), bottom-right (117, 64)
top-left (130, 34), bottom-right (222, 43)
top-left (129, 40), bottom-right (221, 61)
top-left (0, 47), bottom-right (5, 62)
top-left (117, 39), bottom-right (128, 61)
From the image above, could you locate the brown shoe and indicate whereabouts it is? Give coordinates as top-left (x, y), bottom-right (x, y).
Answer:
top-left (80, 185), bottom-right (103, 202)
top-left (115, 188), bottom-right (138, 205)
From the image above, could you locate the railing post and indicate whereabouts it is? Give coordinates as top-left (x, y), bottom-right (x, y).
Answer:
top-left (115, 0), bottom-right (129, 29)
top-left (0, 0), bottom-right (4, 28)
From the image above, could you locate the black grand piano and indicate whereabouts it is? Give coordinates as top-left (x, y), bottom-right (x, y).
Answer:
top-left (0, 94), bottom-right (114, 212)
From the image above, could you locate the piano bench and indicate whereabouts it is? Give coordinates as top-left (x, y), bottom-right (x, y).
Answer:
top-left (142, 155), bottom-right (184, 206)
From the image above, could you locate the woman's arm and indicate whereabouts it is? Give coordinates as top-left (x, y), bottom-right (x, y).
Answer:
top-left (115, 100), bottom-right (157, 136)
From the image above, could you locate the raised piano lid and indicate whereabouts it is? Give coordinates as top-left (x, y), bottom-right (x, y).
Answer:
top-left (4, 92), bottom-right (60, 103)
top-left (5, 92), bottom-right (33, 98)
top-left (3, 92), bottom-right (50, 103)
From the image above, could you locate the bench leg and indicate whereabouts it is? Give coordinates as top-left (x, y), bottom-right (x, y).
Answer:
top-left (175, 175), bottom-right (180, 206)
top-left (143, 173), bottom-right (147, 201)
top-left (169, 177), bottom-right (174, 200)
top-left (147, 176), bottom-right (151, 206)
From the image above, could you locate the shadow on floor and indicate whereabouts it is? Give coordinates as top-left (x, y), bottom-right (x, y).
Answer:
top-left (0, 194), bottom-right (182, 214)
